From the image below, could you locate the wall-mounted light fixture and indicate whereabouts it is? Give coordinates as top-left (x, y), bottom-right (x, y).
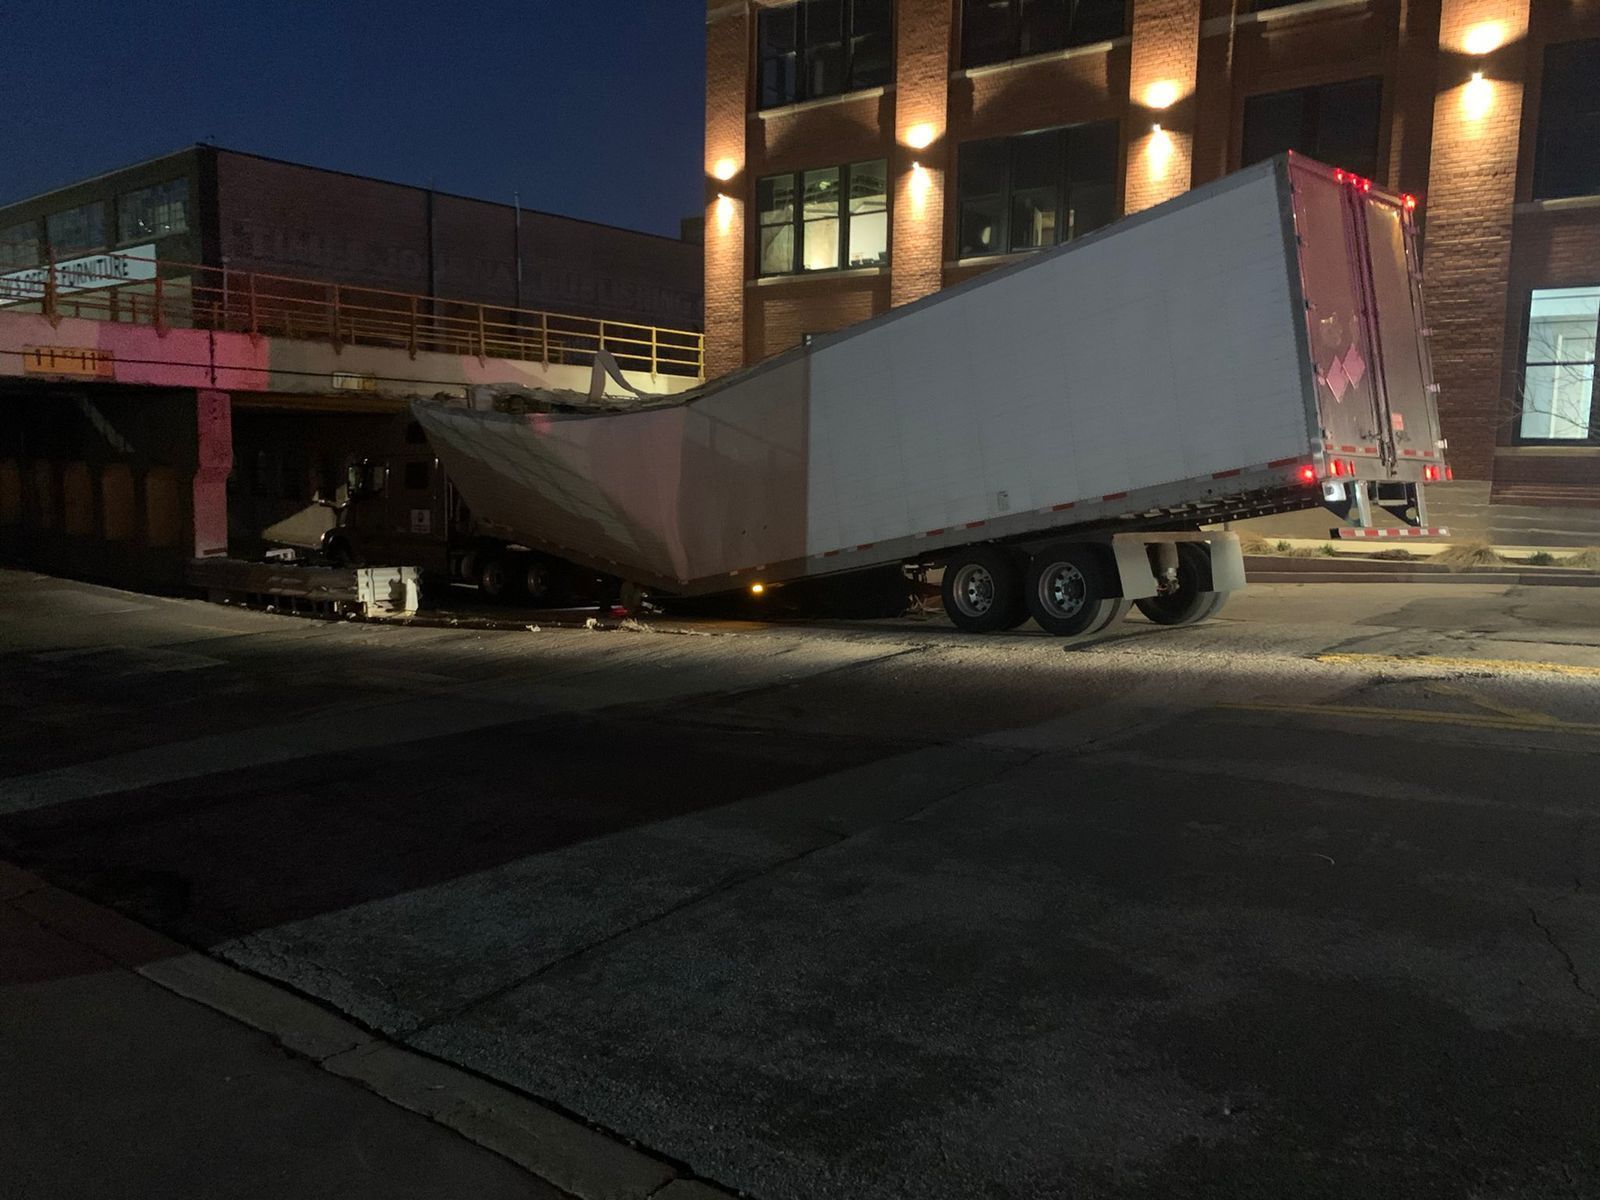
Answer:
top-left (715, 193), bottom-right (735, 233)
top-left (1147, 124), bottom-right (1174, 181)
top-left (1463, 70), bottom-right (1493, 120)
top-left (909, 161), bottom-right (932, 214)
top-left (712, 158), bottom-right (738, 183)
top-left (904, 123), bottom-right (938, 151)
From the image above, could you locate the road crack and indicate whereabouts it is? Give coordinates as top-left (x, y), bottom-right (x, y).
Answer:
top-left (1529, 906), bottom-right (1598, 1005)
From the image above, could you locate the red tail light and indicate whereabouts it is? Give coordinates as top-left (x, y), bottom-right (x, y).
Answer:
top-left (1423, 465), bottom-right (1439, 481)
top-left (1299, 465), bottom-right (1318, 484)
top-left (1444, 466), bottom-right (1454, 481)
top-left (1402, 193), bottom-right (1417, 210)
top-left (1334, 169), bottom-right (1346, 183)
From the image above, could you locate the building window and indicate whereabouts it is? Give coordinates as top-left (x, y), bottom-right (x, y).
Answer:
top-left (45, 203), bottom-right (107, 257)
top-left (758, 0), bottom-right (893, 110)
top-left (0, 220), bottom-right (41, 270)
top-left (959, 0), bottom-right (1127, 70)
top-left (757, 159), bottom-right (889, 276)
top-left (1241, 77), bottom-right (1383, 181)
top-left (117, 179), bottom-right (190, 243)
top-left (1519, 287), bottom-right (1599, 442)
top-left (1534, 39), bottom-right (1600, 201)
top-left (957, 122), bottom-right (1119, 258)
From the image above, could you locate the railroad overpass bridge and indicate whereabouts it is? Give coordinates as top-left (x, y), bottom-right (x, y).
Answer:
top-left (0, 254), bottom-right (702, 587)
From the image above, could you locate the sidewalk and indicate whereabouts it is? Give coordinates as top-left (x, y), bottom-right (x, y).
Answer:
top-left (0, 861), bottom-right (726, 1200)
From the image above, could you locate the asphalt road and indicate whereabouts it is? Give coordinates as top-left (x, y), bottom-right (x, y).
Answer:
top-left (2, 568), bottom-right (1598, 1199)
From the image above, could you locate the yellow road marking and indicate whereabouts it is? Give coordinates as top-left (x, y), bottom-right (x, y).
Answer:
top-left (1424, 682), bottom-right (1564, 726)
top-left (1218, 701), bottom-right (1600, 737)
top-left (1314, 652), bottom-right (1600, 679)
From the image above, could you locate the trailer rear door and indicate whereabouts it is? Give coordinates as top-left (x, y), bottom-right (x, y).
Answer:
top-left (1288, 155), bottom-right (1444, 475)
top-left (1357, 189), bottom-right (1445, 468)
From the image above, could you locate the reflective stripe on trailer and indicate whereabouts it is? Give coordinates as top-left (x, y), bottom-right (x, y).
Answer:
top-left (1333, 526), bottom-right (1451, 539)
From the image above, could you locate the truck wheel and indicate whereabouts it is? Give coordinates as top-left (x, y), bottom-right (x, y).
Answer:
top-left (941, 547), bottom-right (1027, 633)
top-left (1135, 543), bottom-right (1217, 625)
top-left (478, 556), bottom-right (516, 602)
top-left (525, 561), bottom-right (563, 605)
top-left (1025, 543), bottom-right (1119, 637)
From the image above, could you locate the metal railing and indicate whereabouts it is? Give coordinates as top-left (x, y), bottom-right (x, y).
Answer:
top-left (1, 251), bottom-right (704, 378)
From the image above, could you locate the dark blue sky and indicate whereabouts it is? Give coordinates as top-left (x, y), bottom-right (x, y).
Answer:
top-left (2, 1), bottom-right (706, 236)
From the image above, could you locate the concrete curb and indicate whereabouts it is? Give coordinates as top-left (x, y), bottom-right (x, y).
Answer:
top-left (1243, 555), bottom-right (1600, 587)
top-left (322, 1041), bottom-right (676, 1200)
top-left (3, 860), bottom-right (738, 1200)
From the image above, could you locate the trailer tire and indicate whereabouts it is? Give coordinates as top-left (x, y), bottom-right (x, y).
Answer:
top-left (1025, 543), bottom-right (1119, 637)
top-left (941, 547), bottom-right (1027, 633)
top-left (478, 555), bottom-right (517, 602)
top-left (1089, 597), bottom-right (1134, 635)
top-left (524, 561), bottom-right (565, 606)
top-left (1134, 543), bottom-right (1217, 626)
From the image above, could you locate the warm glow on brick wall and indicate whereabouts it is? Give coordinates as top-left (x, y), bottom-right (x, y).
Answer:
top-left (1457, 18), bottom-right (1510, 56)
top-left (1461, 71), bottom-right (1495, 122)
top-left (703, 4), bottom-right (748, 378)
top-left (1424, 0), bottom-right (1530, 480)
top-left (891, 0), bottom-right (952, 310)
top-left (1126, 0), bottom-right (1202, 213)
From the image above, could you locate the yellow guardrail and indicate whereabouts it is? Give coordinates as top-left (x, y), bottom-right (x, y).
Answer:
top-left (1, 251), bottom-right (704, 378)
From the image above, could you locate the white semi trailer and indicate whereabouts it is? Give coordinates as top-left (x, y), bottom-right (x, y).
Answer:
top-left (413, 153), bottom-right (1449, 637)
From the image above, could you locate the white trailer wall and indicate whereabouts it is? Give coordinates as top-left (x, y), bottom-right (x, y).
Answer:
top-left (418, 160), bottom-right (1325, 592)
top-left (803, 163), bottom-right (1312, 556)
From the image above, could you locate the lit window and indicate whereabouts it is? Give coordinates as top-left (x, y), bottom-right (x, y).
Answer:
top-left (756, 160), bottom-right (890, 276)
top-left (802, 168), bottom-right (842, 271)
top-left (0, 220), bottom-right (41, 270)
top-left (1534, 39), bottom-right (1600, 201)
top-left (956, 122), bottom-right (1119, 258)
top-left (1242, 78), bottom-right (1383, 181)
top-left (959, 0), bottom-right (1126, 70)
top-left (1519, 287), bottom-right (1599, 442)
top-left (117, 179), bottom-right (190, 243)
top-left (758, 0), bottom-right (893, 109)
top-left (45, 203), bottom-right (107, 256)
top-left (846, 159), bottom-right (888, 267)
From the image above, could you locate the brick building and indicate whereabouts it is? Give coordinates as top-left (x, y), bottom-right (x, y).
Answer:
top-left (704, 0), bottom-right (1600, 542)
top-left (1, 145), bottom-right (702, 332)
